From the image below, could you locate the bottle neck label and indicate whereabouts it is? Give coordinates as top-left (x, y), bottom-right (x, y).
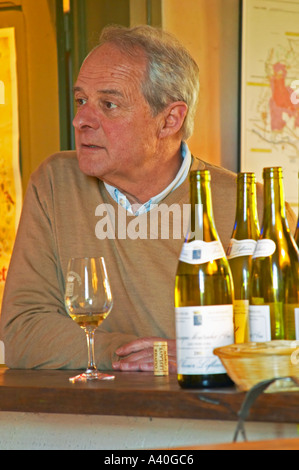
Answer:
top-left (252, 239), bottom-right (276, 259)
top-left (179, 240), bottom-right (226, 265)
top-left (227, 239), bottom-right (257, 259)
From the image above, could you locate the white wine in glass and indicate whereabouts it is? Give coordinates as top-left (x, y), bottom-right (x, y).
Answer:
top-left (64, 257), bottom-right (115, 383)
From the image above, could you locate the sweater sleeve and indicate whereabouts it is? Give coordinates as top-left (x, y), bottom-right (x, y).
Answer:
top-left (0, 176), bottom-right (137, 370)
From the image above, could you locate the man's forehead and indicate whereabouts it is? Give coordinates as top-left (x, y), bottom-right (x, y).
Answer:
top-left (83, 42), bottom-right (147, 71)
top-left (75, 44), bottom-right (147, 90)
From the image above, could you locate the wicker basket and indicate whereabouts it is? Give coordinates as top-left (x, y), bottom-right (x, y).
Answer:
top-left (214, 341), bottom-right (299, 392)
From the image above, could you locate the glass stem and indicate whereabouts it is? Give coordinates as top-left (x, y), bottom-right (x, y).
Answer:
top-left (85, 328), bottom-right (97, 372)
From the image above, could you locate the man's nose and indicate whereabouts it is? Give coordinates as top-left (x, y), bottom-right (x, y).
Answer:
top-left (73, 105), bottom-right (100, 130)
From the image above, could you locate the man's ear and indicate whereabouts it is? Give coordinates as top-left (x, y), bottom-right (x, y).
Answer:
top-left (158, 101), bottom-right (188, 138)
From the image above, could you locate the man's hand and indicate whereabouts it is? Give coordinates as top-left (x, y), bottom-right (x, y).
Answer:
top-left (112, 337), bottom-right (177, 373)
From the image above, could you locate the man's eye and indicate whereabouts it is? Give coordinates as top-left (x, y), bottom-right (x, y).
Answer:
top-left (75, 98), bottom-right (86, 107)
top-left (104, 101), bottom-right (117, 110)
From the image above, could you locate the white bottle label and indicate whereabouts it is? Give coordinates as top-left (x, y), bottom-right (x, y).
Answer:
top-left (296, 308), bottom-right (299, 340)
top-left (252, 239), bottom-right (276, 259)
top-left (179, 240), bottom-right (226, 265)
top-left (249, 305), bottom-right (271, 342)
top-left (175, 305), bottom-right (234, 375)
top-left (227, 239), bottom-right (257, 259)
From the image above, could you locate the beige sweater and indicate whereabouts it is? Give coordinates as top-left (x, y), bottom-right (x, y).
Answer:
top-left (0, 152), bottom-right (296, 369)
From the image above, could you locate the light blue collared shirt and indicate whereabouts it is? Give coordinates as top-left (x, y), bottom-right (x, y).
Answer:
top-left (104, 142), bottom-right (192, 216)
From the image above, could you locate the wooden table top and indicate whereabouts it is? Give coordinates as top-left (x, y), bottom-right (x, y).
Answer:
top-left (0, 367), bottom-right (298, 423)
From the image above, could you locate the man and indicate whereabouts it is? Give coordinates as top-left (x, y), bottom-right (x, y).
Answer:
top-left (0, 25), bottom-right (296, 372)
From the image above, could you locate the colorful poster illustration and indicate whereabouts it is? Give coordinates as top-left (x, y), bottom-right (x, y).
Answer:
top-left (241, 0), bottom-right (299, 210)
top-left (0, 27), bottom-right (22, 309)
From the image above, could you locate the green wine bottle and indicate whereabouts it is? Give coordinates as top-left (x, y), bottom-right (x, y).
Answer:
top-left (227, 173), bottom-right (260, 343)
top-left (284, 256), bottom-right (299, 340)
top-left (285, 172), bottom-right (299, 340)
top-left (175, 170), bottom-right (234, 389)
top-left (249, 167), bottom-right (299, 342)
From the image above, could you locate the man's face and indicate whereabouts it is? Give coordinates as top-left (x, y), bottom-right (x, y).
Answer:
top-left (73, 43), bottom-right (163, 187)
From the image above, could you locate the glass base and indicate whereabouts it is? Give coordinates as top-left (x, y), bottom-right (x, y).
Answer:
top-left (69, 370), bottom-right (115, 383)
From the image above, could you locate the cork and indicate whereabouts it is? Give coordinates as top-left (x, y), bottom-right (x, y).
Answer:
top-left (154, 341), bottom-right (169, 376)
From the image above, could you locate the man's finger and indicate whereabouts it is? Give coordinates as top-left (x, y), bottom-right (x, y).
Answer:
top-left (115, 337), bottom-right (161, 356)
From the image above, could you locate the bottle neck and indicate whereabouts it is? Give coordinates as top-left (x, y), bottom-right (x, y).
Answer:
top-left (234, 173), bottom-right (260, 238)
top-left (262, 167), bottom-right (287, 232)
top-left (188, 171), bottom-right (218, 241)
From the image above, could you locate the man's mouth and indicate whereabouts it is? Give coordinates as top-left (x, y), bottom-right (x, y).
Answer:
top-left (82, 143), bottom-right (101, 149)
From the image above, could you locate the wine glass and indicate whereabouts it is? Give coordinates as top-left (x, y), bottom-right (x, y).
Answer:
top-left (64, 257), bottom-right (115, 383)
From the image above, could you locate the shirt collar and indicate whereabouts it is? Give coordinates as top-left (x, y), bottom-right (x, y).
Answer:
top-left (104, 142), bottom-right (191, 215)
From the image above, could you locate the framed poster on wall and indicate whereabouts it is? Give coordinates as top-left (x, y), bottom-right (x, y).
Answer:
top-left (240, 0), bottom-right (299, 211)
top-left (0, 27), bottom-right (22, 307)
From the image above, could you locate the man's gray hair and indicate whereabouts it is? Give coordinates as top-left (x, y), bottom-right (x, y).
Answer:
top-left (98, 24), bottom-right (200, 141)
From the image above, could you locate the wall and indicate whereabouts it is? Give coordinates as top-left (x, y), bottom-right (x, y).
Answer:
top-left (0, 0), bottom-right (60, 193)
top-left (162, 0), bottom-right (240, 172)
top-left (85, 0), bottom-right (130, 52)
top-left (0, 0), bottom-right (240, 192)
